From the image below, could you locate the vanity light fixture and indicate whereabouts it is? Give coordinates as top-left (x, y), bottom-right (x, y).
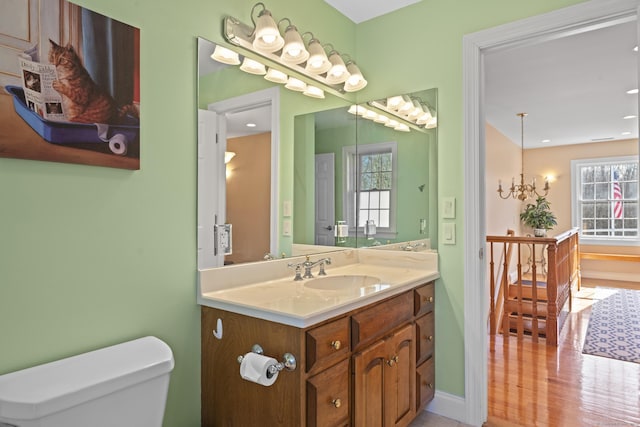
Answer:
top-left (284, 77), bottom-right (306, 92)
top-left (211, 45), bottom-right (240, 65)
top-left (240, 57), bottom-right (266, 75)
top-left (304, 34), bottom-right (332, 74)
top-left (252, 3), bottom-right (284, 53)
top-left (222, 3), bottom-right (367, 94)
top-left (385, 119), bottom-right (400, 128)
top-left (325, 48), bottom-right (349, 84)
top-left (279, 19), bottom-right (309, 64)
top-left (264, 67), bottom-right (288, 83)
top-left (348, 104), bottom-right (417, 133)
top-left (368, 95), bottom-right (437, 131)
top-left (302, 85), bottom-right (325, 99)
top-left (497, 113), bottom-right (550, 201)
top-left (344, 60), bottom-right (367, 92)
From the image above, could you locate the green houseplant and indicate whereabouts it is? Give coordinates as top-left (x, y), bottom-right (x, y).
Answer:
top-left (520, 196), bottom-right (557, 237)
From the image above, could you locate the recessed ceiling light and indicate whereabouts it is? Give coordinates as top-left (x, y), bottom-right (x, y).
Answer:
top-left (591, 137), bottom-right (614, 142)
top-left (635, 46), bottom-right (638, 52)
top-left (541, 139), bottom-right (551, 143)
top-left (246, 123), bottom-right (257, 128)
top-left (627, 89), bottom-right (639, 94)
top-left (623, 115), bottom-right (637, 120)
top-left (622, 131), bottom-right (632, 135)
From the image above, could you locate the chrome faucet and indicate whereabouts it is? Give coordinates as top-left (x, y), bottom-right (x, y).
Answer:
top-left (287, 256), bottom-right (332, 280)
top-left (401, 242), bottom-right (427, 251)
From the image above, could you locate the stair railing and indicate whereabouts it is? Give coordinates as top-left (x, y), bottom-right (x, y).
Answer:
top-left (486, 228), bottom-right (580, 346)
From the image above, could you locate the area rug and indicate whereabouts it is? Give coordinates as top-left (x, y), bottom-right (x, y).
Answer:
top-left (582, 288), bottom-right (640, 364)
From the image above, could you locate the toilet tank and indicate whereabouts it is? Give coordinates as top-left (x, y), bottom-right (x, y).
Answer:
top-left (0, 336), bottom-right (174, 427)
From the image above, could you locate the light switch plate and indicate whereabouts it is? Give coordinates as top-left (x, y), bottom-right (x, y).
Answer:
top-left (283, 200), bottom-right (292, 217)
top-left (442, 222), bottom-right (456, 245)
top-left (282, 219), bottom-right (292, 236)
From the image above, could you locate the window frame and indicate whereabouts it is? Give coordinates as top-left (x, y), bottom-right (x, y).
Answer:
top-left (343, 141), bottom-right (398, 240)
top-left (571, 155), bottom-right (640, 246)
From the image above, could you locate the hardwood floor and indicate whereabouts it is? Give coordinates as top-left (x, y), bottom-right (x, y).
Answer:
top-left (486, 285), bottom-right (640, 427)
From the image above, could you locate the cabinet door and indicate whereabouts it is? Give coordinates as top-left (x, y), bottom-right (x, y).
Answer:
top-left (353, 324), bottom-right (416, 427)
top-left (384, 324), bottom-right (416, 427)
top-left (306, 358), bottom-right (350, 427)
top-left (353, 338), bottom-right (387, 427)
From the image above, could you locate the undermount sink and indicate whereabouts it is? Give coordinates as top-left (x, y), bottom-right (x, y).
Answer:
top-left (304, 275), bottom-right (382, 291)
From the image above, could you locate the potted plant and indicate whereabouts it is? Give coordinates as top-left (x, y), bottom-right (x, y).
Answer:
top-left (519, 196), bottom-right (557, 237)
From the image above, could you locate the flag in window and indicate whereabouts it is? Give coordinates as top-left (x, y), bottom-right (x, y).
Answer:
top-left (612, 170), bottom-right (623, 219)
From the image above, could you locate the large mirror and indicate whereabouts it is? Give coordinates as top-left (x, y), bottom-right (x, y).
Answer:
top-left (292, 94), bottom-right (438, 253)
top-left (197, 37), bottom-right (438, 269)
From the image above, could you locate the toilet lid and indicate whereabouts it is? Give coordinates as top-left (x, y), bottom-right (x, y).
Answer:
top-left (0, 336), bottom-right (174, 420)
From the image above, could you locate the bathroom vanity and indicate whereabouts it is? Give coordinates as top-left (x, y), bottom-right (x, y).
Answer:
top-left (198, 249), bottom-right (438, 426)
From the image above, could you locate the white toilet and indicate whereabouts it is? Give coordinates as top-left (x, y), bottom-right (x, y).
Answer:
top-left (0, 336), bottom-right (174, 427)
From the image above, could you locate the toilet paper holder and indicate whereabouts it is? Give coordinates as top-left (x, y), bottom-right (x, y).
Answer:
top-left (237, 344), bottom-right (297, 377)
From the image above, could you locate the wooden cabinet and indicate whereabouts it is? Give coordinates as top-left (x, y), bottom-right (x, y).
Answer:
top-left (201, 281), bottom-right (435, 427)
top-left (414, 282), bottom-right (435, 413)
top-left (353, 323), bottom-right (415, 427)
top-left (307, 358), bottom-right (350, 427)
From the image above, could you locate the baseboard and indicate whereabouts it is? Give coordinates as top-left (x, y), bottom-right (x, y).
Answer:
top-left (582, 271), bottom-right (639, 283)
top-left (425, 390), bottom-right (468, 424)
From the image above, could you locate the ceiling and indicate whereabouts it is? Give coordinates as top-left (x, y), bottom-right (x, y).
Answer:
top-left (323, 0), bottom-right (421, 24)
top-left (485, 19), bottom-right (638, 149)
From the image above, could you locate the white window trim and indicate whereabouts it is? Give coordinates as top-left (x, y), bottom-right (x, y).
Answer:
top-left (571, 155), bottom-right (640, 246)
top-left (343, 141), bottom-right (398, 240)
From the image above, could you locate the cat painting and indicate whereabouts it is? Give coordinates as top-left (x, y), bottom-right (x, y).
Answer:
top-left (48, 39), bottom-right (120, 124)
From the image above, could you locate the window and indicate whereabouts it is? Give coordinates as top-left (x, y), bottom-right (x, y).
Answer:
top-left (343, 141), bottom-right (397, 238)
top-left (572, 156), bottom-right (639, 244)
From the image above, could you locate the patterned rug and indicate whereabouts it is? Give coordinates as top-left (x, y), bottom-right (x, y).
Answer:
top-left (582, 289), bottom-right (640, 364)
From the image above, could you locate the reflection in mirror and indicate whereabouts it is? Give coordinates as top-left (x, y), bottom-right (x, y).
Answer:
top-left (293, 88), bottom-right (438, 252)
top-left (198, 36), bottom-right (438, 269)
top-left (198, 37), bottom-right (280, 269)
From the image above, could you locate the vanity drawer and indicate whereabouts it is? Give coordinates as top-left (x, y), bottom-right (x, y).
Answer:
top-left (351, 291), bottom-right (413, 350)
top-left (306, 316), bottom-right (350, 372)
top-left (414, 282), bottom-right (434, 316)
top-left (415, 312), bottom-right (434, 365)
top-left (306, 358), bottom-right (350, 427)
top-left (416, 357), bottom-right (435, 410)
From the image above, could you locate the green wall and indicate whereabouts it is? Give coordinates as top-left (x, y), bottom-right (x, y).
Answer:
top-left (0, 0), bottom-right (587, 425)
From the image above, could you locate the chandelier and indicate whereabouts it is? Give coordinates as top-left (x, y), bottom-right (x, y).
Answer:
top-left (497, 113), bottom-right (549, 201)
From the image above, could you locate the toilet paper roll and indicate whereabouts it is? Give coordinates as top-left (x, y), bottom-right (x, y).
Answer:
top-left (108, 134), bottom-right (128, 155)
top-left (239, 352), bottom-right (279, 387)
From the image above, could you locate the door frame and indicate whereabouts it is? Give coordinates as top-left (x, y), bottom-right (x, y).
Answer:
top-left (462, 0), bottom-right (639, 424)
top-left (200, 86), bottom-right (280, 268)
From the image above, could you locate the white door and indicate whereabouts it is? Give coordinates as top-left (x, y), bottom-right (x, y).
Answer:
top-left (0, 1), bottom-right (60, 87)
top-left (198, 108), bottom-right (225, 269)
top-left (315, 153), bottom-right (335, 245)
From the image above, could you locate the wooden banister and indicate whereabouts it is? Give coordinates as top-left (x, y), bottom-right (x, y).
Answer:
top-left (486, 228), bottom-right (580, 346)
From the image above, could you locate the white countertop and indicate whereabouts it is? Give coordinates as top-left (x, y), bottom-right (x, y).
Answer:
top-left (197, 248), bottom-right (439, 328)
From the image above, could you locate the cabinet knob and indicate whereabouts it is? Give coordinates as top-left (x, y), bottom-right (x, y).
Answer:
top-left (428, 382), bottom-right (434, 389)
top-left (422, 296), bottom-right (434, 303)
top-left (330, 340), bottom-right (341, 350)
top-left (332, 398), bottom-right (342, 408)
top-left (427, 335), bottom-right (434, 342)
top-left (386, 355), bottom-right (399, 367)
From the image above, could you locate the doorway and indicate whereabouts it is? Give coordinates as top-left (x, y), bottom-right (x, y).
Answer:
top-left (462, 1), bottom-right (639, 424)
top-left (198, 87), bottom-right (280, 268)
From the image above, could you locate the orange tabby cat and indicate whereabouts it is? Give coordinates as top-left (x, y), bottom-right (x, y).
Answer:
top-left (48, 39), bottom-right (118, 124)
